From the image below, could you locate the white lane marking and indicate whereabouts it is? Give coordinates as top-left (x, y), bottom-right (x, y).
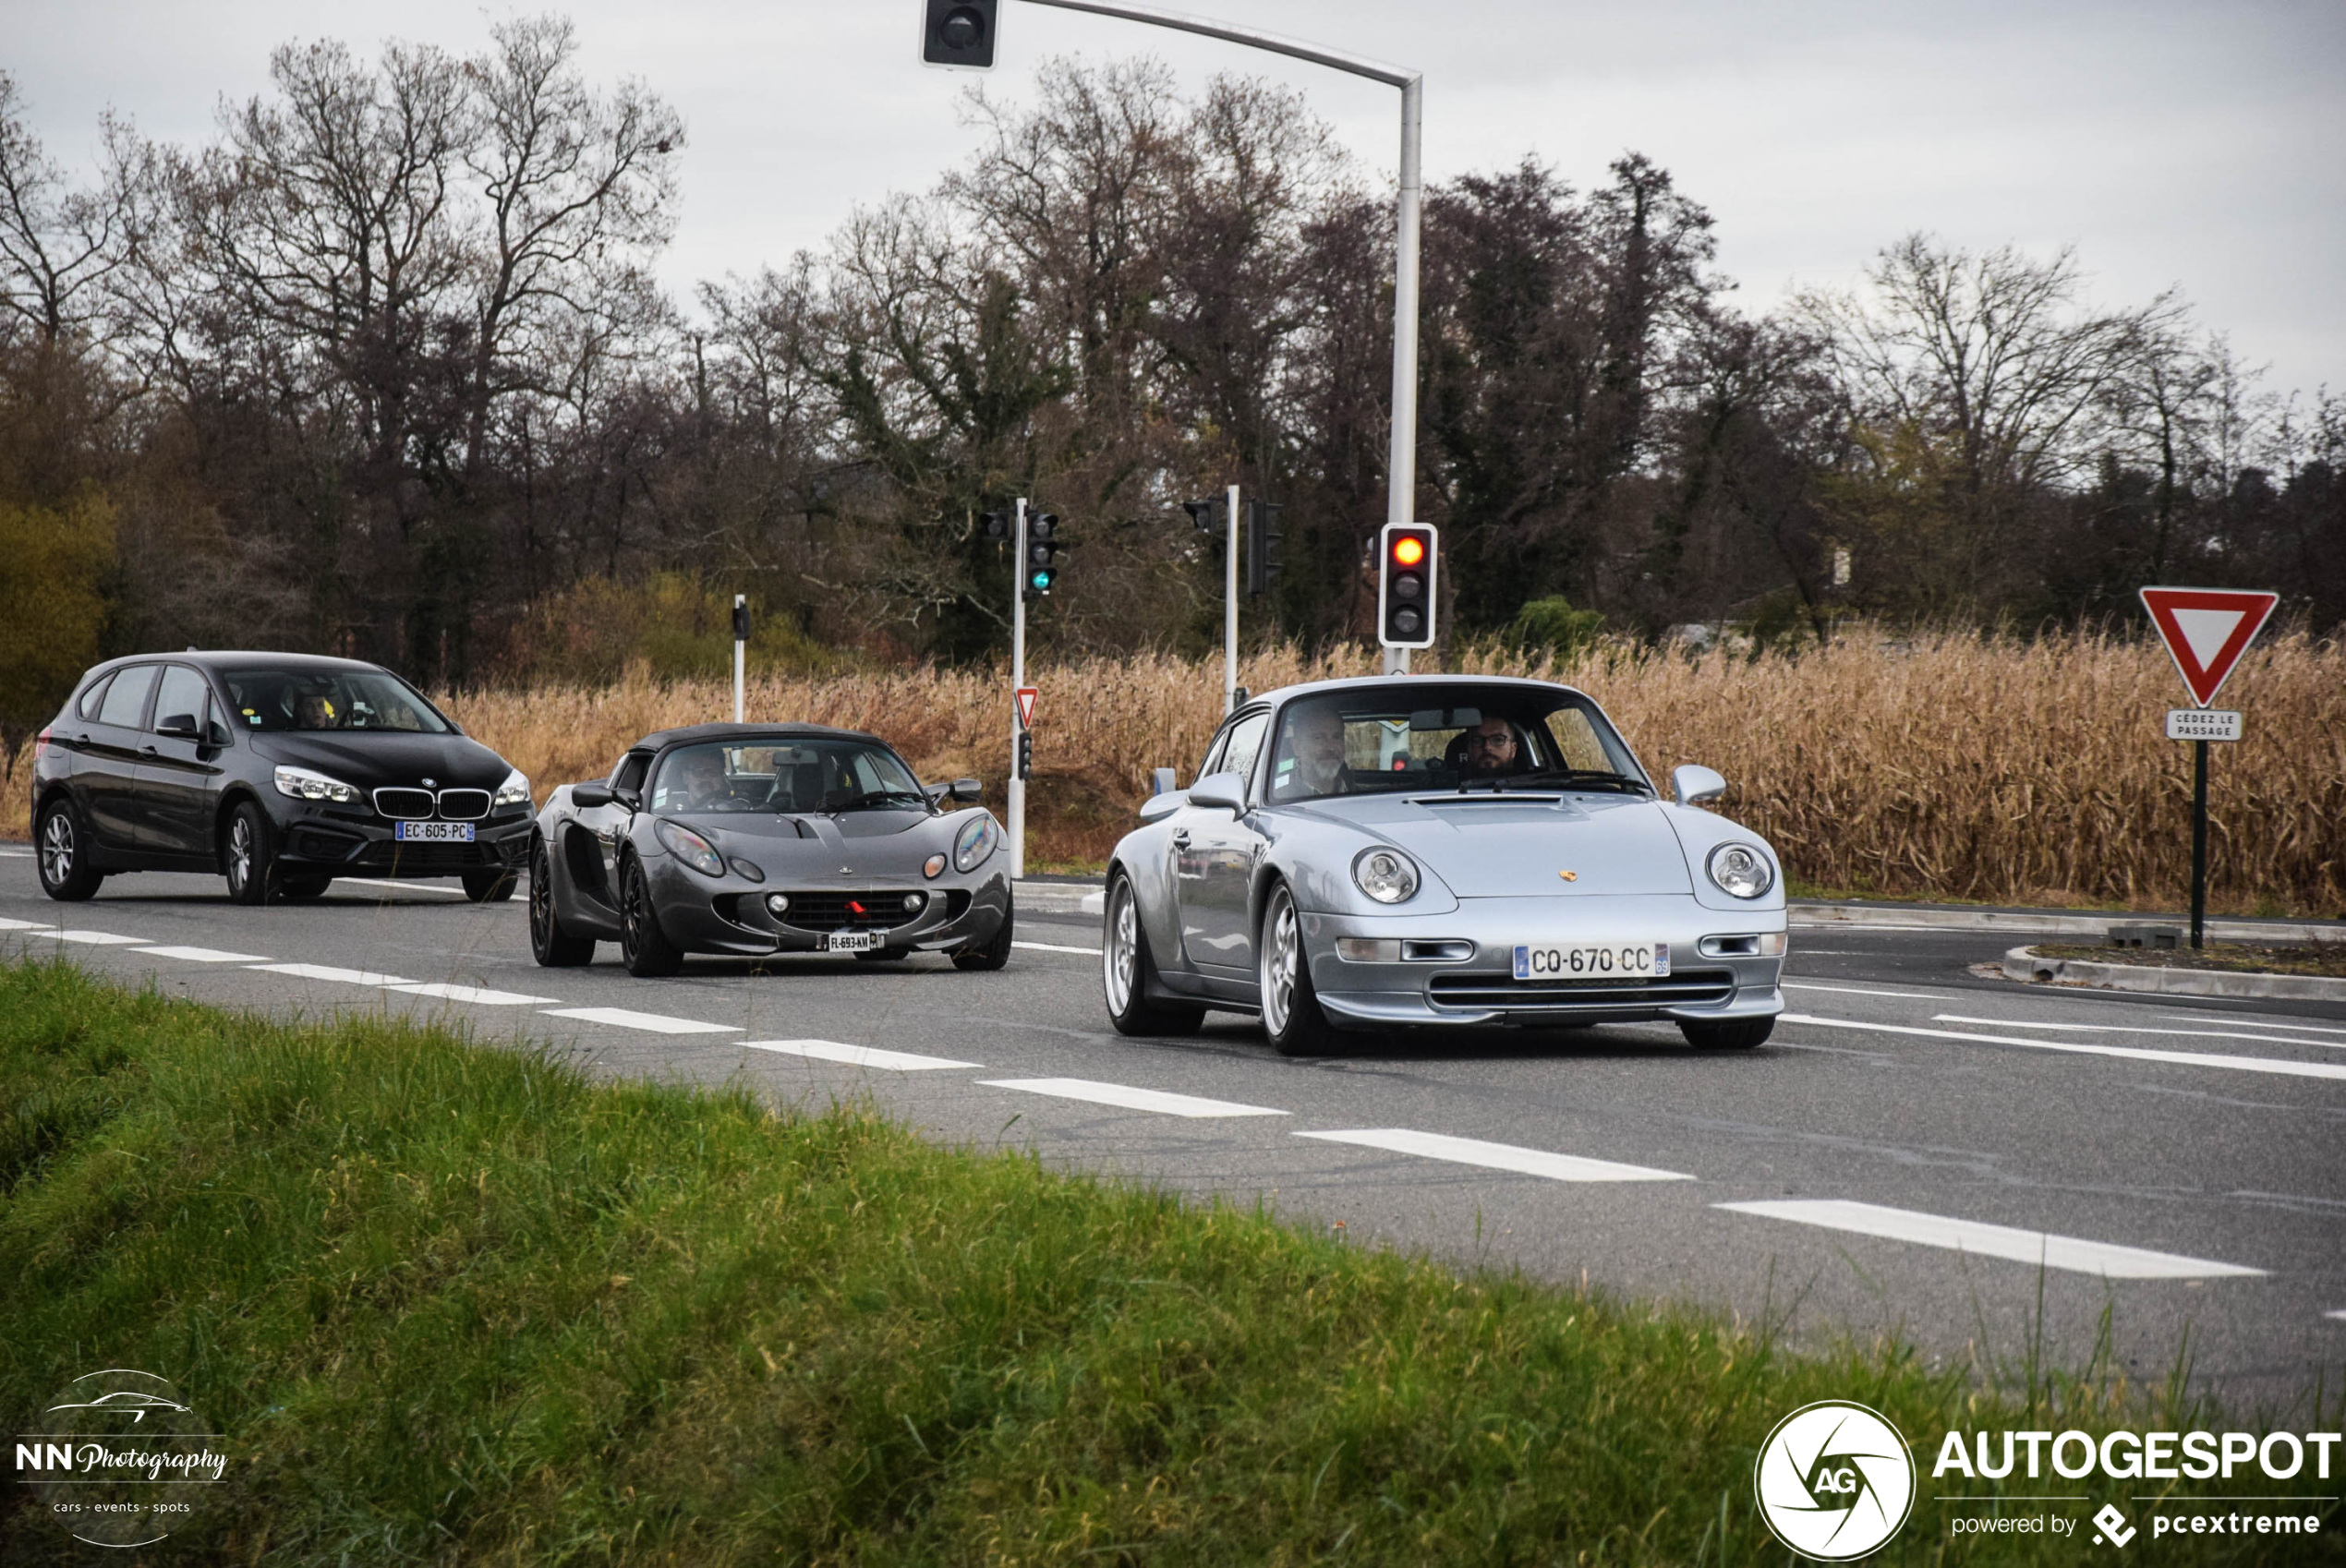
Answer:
top-left (0, 849), bottom-right (33, 858)
top-left (1296, 1128), bottom-right (1693, 1182)
top-left (1716, 1199), bottom-right (2264, 1280)
top-left (133, 946), bottom-right (271, 964)
top-left (329, 878), bottom-right (472, 896)
top-left (0, 917), bottom-right (45, 929)
top-left (2328, 1310), bottom-right (2346, 1322)
top-left (538, 1007), bottom-right (741, 1035)
top-left (2171, 1014), bottom-right (2346, 1038)
top-left (1936, 1013), bottom-right (2346, 1052)
top-left (1784, 981), bottom-right (1952, 999)
top-left (48, 930), bottom-right (151, 946)
top-left (247, 962), bottom-right (415, 986)
top-left (386, 982), bottom-right (561, 1007)
top-left (743, 1039), bottom-right (980, 1071)
top-left (1782, 1011), bottom-right (2346, 1083)
top-left (977, 1078), bottom-right (1289, 1118)
top-left (1013, 939), bottom-right (1104, 955)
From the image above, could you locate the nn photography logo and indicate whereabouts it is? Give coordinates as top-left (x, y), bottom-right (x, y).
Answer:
top-left (1754, 1400), bottom-right (1917, 1561)
top-left (14, 1369), bottom-right (227, 1550)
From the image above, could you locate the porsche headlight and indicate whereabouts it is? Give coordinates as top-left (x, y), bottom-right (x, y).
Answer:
top-left (494, 768), bottom-right (531, 808)
top-left (953, 813), bottom-right (998, 874)
top-left (1352, 846), bottom-right (1419, 904)
top-left (1706, 842), bottom-right (1774, 899)
top-left (654, 818), bottom-right (726, 879)
top-left (273, 765), bottom-right (359, 804)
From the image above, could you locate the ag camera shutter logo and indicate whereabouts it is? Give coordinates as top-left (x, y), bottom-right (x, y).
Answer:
top-left (1754, 1400), bottom-right (1916, 1560)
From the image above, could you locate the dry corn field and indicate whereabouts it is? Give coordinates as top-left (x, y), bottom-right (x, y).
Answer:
top-left (6, 632), bottom-right (2341, 915)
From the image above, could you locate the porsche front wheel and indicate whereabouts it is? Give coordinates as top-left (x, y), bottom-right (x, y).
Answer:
top-left (1103, 872), bottom-right (1203, 1036)
top-left (1258, 880), bottom-right (1337, 1057)
top-left (530, 840), bottom-right (595, 968)
top-left (618, 855), bottom-right (683, 977)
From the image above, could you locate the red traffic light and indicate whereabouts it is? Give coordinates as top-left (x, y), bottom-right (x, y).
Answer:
top-left (1391, 536), bottom-right (1425, 568)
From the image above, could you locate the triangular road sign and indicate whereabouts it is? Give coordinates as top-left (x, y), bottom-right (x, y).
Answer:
top-left (2138, 586), bottom-right (2279, 707)
top-left (1014, 686), bottom-right (1037, 730)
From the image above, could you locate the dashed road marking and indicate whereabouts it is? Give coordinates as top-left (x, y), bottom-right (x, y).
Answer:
top-left (1936, 1013), bottom-right (2346, 1052)
top-left (743, 1039), bottom-right (980, 1070)
top-left (329, 878), bottom-right (472, 896)
top-left (134, 946), bottom-right (272, 963)
top-left (1296, 1128), bottom-right (1694, 1182)
top-left (0, 917), bottom-right (44, 929)
top-left (1783, 1011), bottom-right (2346, 1083)
top-left (46, 930), bottom-right (152, 946)
top-left (2161, 1013), bottom-right (2346, 1038)
top-left (977, 1078), bottom-right (1289, 1118)
top-left (1013, 940), bottom-right (1104, 955)
top-left (539, 1006), bottom-right (741, 1035)
top-left (1783, 981), bottom-right (1953, 999)
top-left (248, 962), bottom-right (415, 986)
top-left (388, 982), bottom-right (560, 1006)
top-left (1715, 1198), bottom-right (2265, 1280)
top-left (2328, 1310), bottom-right (2346, 1322)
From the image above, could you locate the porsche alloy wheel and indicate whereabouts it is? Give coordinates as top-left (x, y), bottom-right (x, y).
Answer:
top-left (1258, 881), bottom-right (1336, 1056)
top-left (618, 855), bottom-right (683, 977)
top-left (37, 801), bottom-right (103, 901)
top-left (529, 840), bottom-right (595, 967)
top-left (1102, 872), bottom-right (1203, 1036)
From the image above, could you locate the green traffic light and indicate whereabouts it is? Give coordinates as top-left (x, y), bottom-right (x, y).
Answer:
top-left (1030, 571), bottom-right (1053, 590)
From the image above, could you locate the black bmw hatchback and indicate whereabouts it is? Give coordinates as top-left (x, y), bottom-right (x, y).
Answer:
top-left (30, 652), bottom-right (533, 904)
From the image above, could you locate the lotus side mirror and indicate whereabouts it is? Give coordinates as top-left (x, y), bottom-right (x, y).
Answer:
top-left (156, 712), bottom-right (200, 740)
top-left (571, 782), bottom-right (614, 808)
top-left (951, 777), bottom-right (983, 803)
top-left (1188, 771), bottom-right (1245, 814)
top-left (1672, 765), bottom-right (1727, 807)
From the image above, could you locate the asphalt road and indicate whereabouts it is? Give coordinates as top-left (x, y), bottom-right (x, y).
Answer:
top-left (5, 850), bottom-right (2342, 1409)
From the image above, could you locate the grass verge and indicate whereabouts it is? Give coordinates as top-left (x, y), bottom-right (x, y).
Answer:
top-left (2, 959), bottom-right (2337, 1564)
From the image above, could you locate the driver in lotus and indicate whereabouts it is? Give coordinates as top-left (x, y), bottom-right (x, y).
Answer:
top-left (669, 747), bottom-right (737, 811)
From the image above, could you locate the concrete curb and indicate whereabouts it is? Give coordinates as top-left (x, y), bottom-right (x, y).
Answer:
top-left (1016, 883), bottom-right (1105, 917)
top-left (2001, 946), bottom-right (2346, 1002)
top-left (1793, 902), bottom-right (2345, 943)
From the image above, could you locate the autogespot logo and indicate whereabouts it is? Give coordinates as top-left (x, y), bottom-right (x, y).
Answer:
top-left (1755, 1400), bottom-right (1917, 1560)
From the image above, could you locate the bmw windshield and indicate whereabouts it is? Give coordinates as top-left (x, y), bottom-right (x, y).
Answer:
top-left (220, 667), bottom-right (451, 733)
top-left (1264, 685), bottom-right (1651, 805)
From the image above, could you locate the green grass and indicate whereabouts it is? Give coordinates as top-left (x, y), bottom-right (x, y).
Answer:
top-left (1, 959), bottom-right (2337, 1564)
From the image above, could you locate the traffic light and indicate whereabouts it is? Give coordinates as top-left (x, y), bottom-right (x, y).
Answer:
top-left (1182, 498), bottom-right (1218, 534)
top-left (1246, 500), bottom-right (1283, 596)
top-left (1016, 729), bottom-right (1034, 779)
top-left (980, 509), bottom-right (1009, 541)
top-left (921, 0), bottom-right (998, 68)
top-left (1377, 522), bottom-right (1438, 648)
top-left (1022, 512), bottom-right (1060, 599)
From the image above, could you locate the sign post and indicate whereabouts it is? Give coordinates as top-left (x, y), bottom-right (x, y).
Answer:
top-left (1010, 499), bottom-right (1028, 880)
top-left (2138, 586), bottom-right (2279, 948)
top-left (731, 595), bottom-right (749, 722)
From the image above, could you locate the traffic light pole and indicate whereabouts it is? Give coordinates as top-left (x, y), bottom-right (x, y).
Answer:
top-left (1018, 0), bottom-right (1424, 674)
top-left (1010, 496), bottom-right (1027, 880)
top-left (1225, 482), bottom-right (1240, 715)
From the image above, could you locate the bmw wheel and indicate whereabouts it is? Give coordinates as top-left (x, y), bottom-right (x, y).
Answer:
top-left (1102, 871), bottom-right (1203, 1036)
top-left (529, 839), bottom-right (595, 968)
top-left (618, 855), bottom-right (683, 977)
top-left (36, 798), bottom-right (104, 901)
top-left (1258, 880), bottom-right (1336, 1056)
top-left (463, 868), bottom-right (518, 902)
top-left (222, 802), bottom-right (279, 906)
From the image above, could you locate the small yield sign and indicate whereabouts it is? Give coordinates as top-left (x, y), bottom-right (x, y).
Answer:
top-left (2137, 586), bottom-right (2279, 948)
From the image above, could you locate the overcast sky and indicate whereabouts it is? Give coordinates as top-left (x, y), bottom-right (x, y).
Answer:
top-left (10, 0), bottom-right (2343, 400)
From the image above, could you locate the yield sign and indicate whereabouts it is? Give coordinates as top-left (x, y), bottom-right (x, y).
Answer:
top-left (1014, 686), bottom-right (1038, 730)
top-left (2138, 586), bottom-right (2279, 707)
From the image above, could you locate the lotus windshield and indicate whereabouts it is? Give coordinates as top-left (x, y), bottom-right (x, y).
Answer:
top-left (1264, 685), bottom-right (1649, 804)
top-left (219, 667), bottom-right (450, 733)
top-left (650, 738), bottom-right (926, 814)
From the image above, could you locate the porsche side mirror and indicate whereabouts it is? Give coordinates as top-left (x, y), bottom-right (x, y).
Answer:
top-left (571, 782), bottom-right (614, 808)
top-left (155, 712), bottom-right (200, 740)
top-left (1188, 771), bottom-right (1245, 814)
top-left (1672, 765), bottom-right (1727, 807)
top-left (1136, 791), bottom-right (1185, 825)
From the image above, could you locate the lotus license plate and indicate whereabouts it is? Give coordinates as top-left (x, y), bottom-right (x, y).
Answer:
top-left (394, 821), bottom-right (474, 843)
top-left (824, 931), bottom-right (880, 953)
top-left (1513, 941), bottom-right (1668, 981)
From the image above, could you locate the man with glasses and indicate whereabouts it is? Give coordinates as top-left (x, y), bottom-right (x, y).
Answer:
top-left (1461, 714), bottom-right (1526, 778)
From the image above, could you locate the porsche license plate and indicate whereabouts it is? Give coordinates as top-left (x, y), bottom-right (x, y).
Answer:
top-left (824, 931), bottom-right (880, 953)
top-left (394, 821), bottom-right (474, 843)
top-left (1513, 941), bottom-right (1668, 981)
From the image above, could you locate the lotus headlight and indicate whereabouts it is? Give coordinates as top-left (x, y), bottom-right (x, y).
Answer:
top-left (1706, 842), bottom-right (1774, 899)
top-left (494, 768), bottom-right (531, 808)
top-left (273, 765), bottom-right (360, 804)
top-left (654, 818), bottom-right (726, 879)
top-left (1352, 846), bottom-right (1419, 904)
top-left (953, 813), bottom-right (998, 874)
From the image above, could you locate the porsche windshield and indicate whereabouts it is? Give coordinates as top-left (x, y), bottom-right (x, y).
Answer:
top-left (1263, 686), bottom-right (1649, 805)
top-left (650, 739), bottom-right (925, 814)
top-left (219, 668), bottom-right (450, 733)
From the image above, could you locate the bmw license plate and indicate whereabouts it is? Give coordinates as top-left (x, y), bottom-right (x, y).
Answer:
top-left (1513, 941), bottom-right (1668, 981)
top-left (824, 931), bottom-right (880, 953)
top-left (394, 821), bottom-right (475, 843)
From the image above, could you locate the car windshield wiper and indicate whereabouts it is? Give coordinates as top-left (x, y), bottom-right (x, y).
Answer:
top-left (828, 790), bottom-right (930, 813)
top-left (1511, 769), bottom-right (1651, 794)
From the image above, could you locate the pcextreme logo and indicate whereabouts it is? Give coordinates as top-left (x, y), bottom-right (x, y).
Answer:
top-left (1754, 1400), bottom-right (1917, 1560)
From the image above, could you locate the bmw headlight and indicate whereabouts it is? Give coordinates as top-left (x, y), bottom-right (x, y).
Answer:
top-left (273, 765), bottom-right (360, 804)
top-left (654, 818), bottom-right (726, 879)
top-left (1706, 842), bottom-right (1774, 899)
top-left (1352, 846), bottom-right (1420, 904)
top-left (494, 768), bottom-right (531, 808)
top-left (953, 813), bottom-right (998, 874)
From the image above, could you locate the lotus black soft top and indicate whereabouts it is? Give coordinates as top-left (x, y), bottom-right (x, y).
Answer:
top-left (629, 720), bottom-right (887, 753)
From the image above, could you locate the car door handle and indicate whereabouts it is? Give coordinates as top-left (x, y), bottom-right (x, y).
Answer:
top-left (139, 744), bottom-right (158, 756)
top-left (1170, 828), bottom-right (1191, 848)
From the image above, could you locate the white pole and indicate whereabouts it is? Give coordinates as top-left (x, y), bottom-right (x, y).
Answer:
top-left (1384, 77), bottom-right (1422, 677)
top-left (1010, 497), bottom-right (1027, 880)
top-left (1225, 483), bottom-right (1240, 714)
top-left (732, 593), bottom-right (746, 720)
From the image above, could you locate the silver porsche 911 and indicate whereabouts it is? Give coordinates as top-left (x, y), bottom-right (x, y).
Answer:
top-left (1100, 676), bottom-right (1785, 1054)
top-left (529, 722), bottom-right (1012, 977)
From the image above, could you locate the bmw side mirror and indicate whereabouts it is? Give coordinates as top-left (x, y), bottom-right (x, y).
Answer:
top-left (1188, 771), bottom-right (1245, 814)
top-left (156, 712), bottom-right (200, 740)
top-left (571, 782), bottom-right (614, 808)
top-left (1672, 765), bottom-right (1727, 807)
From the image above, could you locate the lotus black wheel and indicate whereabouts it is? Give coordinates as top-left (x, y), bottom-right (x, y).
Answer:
top-left (222, 802), bottom-right (280, 905)
top-left (951, 891), bottom-right (1014, 971)
top-left (1259, 880), bottom-right (1338, 1056)
top-left (530, 840), bottom-right (595, 968)
top-left (1679, 1016), bottom-right (1774, 1050)
top-left (279, 874), bottom-right (332, 900)
top-left (36, 798), bottom-right (103, 901)
top-left (1102, 871), bottom-right (1204, 1036)
top-left (463, 868), bottom-right (519, 902)
top-left (618, 855), bottom-right (683, 977)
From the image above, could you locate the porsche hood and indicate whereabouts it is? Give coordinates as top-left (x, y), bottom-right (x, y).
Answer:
top-left (1295, 792), bottom-right (1694, 898)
